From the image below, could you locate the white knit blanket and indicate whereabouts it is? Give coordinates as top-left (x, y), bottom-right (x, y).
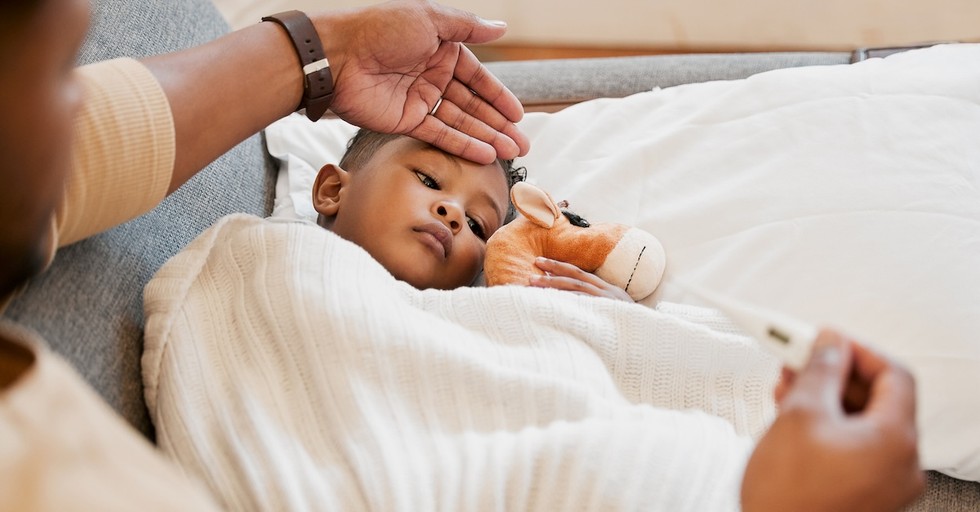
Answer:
top-left (143, 214), bottom-right (780, 511)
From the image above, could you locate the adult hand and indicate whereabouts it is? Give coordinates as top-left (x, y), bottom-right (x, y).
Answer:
top-left (316, 0), bottom-right (530, 164)
top-left (529, 257), bottom-right (634, 302)
top-left (741, 329), bottom-right (925, 512)
top-left (142, 0), bottom-right (528, 193)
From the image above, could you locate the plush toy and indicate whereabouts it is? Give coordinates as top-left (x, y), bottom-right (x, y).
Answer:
top-left (485, 182), bottom-right (666, 301)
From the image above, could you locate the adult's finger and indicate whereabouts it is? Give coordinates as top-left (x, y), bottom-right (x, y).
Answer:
top-left (849, 339), bottom-right (891, 384)
top-left (840, 339), bottom-right (888, 413)
top-left (842, 339), bottom-right (909, 417)
top-left (453, 45), bottom-right (526, 126)
top-left (442, 79), bottom-right (530, 154)
top-left (860, 354), bottom-right (918, 426)
top-left (410, 115), bottom-right (498, 164)
top-left (773, 368), bottom-right (795, 405)
top-left (781, 329), bottom-right (852, 416)
top-left (429, 94), bottom-right (522, 159)
top-left (428, 1), bottom-right (510, 45)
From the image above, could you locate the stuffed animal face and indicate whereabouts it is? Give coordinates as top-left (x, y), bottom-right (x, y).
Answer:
top-left (485, 182), bottom-right (666, 301)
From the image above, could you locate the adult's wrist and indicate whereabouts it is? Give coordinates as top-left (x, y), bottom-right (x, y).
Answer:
top-left (261, 10), bottom-right (335, 121)
top-left (309, 11), bottom-right (349, 97)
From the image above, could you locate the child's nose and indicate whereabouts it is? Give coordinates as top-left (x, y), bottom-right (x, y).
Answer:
top-left (434, 201), bottom-right (463, 234)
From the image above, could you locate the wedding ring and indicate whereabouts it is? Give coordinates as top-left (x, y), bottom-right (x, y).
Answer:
top-left (429, 97), bottom-right (444, 116)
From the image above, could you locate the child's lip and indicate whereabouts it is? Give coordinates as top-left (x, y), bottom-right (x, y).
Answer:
top-left (414, 223), bottom-right (453, 259)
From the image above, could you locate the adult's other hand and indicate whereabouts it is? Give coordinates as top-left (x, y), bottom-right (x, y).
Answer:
top-left (741, 329), bottom-right (925, 512)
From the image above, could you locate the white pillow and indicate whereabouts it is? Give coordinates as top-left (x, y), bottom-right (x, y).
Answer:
top-left (264, 43), bottom-right (980, 481)
top-left (266, 115), bottom-right (358, 221)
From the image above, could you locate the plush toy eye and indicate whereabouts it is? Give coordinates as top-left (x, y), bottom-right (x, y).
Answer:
top-left (561, 209), bottom-right (591, 228)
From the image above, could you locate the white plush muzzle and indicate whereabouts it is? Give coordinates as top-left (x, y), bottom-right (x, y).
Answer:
top-left (595, 228), bottom-right (666, 301)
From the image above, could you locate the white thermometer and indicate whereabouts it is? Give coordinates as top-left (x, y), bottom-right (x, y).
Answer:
top-left (676, 280), bottom-right (818, 371)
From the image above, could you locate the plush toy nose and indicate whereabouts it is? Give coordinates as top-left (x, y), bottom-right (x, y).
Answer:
top-left (434, 201), bottom-right (464, 234)
top-left (594, 228), bottom-right (667, 301)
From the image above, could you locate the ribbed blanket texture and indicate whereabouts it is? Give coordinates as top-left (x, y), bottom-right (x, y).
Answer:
top-left (143, 214), bottom-right (779, 511)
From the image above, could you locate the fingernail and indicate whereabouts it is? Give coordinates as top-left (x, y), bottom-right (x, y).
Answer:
top-left (503, 137), bottom-right (520, 159)
top-left (811, 337), bottom-right (843, 367)
top-left (484, 19), bottom-right (507, 27)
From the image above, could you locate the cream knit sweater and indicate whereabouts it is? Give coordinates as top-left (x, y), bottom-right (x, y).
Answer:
top-left (144, 214), bottom-right (780, 511)
top-left (1, 59), bottom-right (222, 511)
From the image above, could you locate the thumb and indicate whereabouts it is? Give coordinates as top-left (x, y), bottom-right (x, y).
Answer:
top-left (429, 3), bottom-right (508, 44)
top-left (782, 329), bottom-right (852, 415)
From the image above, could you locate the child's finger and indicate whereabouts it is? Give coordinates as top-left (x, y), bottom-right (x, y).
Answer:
top-left (529, 273), bottom-right (605, 297)
top-left (533, 257), bottom-right (633, 301)
top-left (534, 257), bottom-right (604, 286)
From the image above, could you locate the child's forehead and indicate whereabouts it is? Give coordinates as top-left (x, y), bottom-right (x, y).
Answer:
top-left (386, 137), bottom-right (457, 162)
top-left (367, 134), bottom-right (508, 188)
top-left (384, 137), bottom-right (507, 176)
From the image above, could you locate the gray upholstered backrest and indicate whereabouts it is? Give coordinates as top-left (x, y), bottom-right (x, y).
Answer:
top-left (486, 52), bottom-right (850, 111)
top-left (3, 0), bottom-right (276, 439)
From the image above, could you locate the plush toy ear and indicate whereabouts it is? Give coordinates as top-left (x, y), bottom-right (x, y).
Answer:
top-left (511, 182), bottom-right (560, 229)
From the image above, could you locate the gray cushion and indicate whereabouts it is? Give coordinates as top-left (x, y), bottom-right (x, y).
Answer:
top-left (486, 52), bottom-right (850, 107)
top-left (3, 0), bottom-right (275, 440)
top-left (903, 470), bottom-right (980, 511)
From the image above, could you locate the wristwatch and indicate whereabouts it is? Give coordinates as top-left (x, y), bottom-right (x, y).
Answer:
top-left (262, 10), bottom-right (335, 121)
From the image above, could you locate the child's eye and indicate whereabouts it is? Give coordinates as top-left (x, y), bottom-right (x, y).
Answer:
top-left (467, 217), bottom-right (486, 240)
top-left (413, 170), bottom-right (440, 190)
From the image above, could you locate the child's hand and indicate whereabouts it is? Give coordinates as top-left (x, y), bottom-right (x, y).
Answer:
top-left (529, 257), bottom-right (634, 302)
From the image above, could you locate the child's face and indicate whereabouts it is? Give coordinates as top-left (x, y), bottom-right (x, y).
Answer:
top-left (317, 136), bottom-right (510, 290)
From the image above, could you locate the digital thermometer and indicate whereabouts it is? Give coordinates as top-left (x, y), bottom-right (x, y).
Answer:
top-left (675, 280), bottom-right (818, 371)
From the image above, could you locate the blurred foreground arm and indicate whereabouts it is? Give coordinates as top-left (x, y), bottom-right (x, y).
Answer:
top-left (741, 329), bottom-right (925, 512)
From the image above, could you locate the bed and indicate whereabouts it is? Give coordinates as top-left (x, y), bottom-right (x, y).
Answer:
top-left (6, 0), bottom-right (980, 509)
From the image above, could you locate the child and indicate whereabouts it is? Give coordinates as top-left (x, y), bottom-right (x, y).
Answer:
top-left (311, 129), bottom-right (525, 291)
top-left (312, 128), bottom-right (633, 301)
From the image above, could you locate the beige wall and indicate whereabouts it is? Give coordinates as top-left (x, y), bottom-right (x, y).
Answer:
top-left (213, 0), bottom-right (979, 50)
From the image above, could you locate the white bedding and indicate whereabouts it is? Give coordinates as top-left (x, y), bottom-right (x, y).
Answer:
top-left (138, 41), bottom-right (980, 511)
top-left (144, 214), bottom-right (779, 511)
top-left (265, 43), bottom-right (980, 482)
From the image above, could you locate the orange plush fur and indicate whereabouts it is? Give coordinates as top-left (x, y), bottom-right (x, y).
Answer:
top-left (485, 182), bottom-right (666, 301)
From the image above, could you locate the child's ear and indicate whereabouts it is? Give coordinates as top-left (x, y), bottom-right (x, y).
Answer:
top-left (312, 164), bottom-right (350, 217)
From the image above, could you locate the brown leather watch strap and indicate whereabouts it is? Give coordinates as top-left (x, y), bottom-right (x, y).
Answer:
top-left (262, 10), bottom-right (334, 121)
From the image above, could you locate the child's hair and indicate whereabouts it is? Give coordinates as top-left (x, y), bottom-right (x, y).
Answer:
top-left (340, 129), bottom-right (526, 223)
